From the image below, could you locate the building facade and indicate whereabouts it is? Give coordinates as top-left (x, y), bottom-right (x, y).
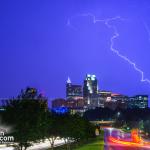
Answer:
top-left (66, 77), bottom-right (82, 99)
top-left (128, 95), bottom-right (148, 109)
top-left (52, 98), bottom-right (66, 108)
top-left (83, 74), bottom-right (98, 98)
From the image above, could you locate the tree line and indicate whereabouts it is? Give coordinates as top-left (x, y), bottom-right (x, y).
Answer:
top-left (0, 87), bottom-right (96, 150)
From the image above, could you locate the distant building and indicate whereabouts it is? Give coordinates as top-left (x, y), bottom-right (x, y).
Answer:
top-left (52, 97), bottom-right (85, 108)
top-left (51, 97), bottom-right (86, 116)
top-left (111, 93), bottom-right (128, 104)
top-left (128, 95), bottom-right (148, 109)
top-left (52, 98), bottom-right (66, 108)
top-left (70, 107), bottom-right (86, 115)
top-left (66, 77), bottom-right (82, 99)
top-left (98, 91), bottom-right (112, 107)
top-left (104, 93), bottom-right (128, 110)
top-left (86, 94), bottom-right (102, 109)
top-left (83, 74), bottom-right (98, 98)
top-left (66, 97), bottom-right (85, 108)
top-left (99, 91), bottom-right (111, 98)
top-left (66, 98), bottom-right (77, 108)
top-left (52, 106), bottom-right (69, 114)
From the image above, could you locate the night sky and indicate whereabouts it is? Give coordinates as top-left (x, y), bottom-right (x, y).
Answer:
top-left (0, 0), bottom-right (150, 103)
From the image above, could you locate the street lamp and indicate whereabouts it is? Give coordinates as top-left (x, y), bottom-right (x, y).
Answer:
top-left (117, 112), bottom-right (120, 116)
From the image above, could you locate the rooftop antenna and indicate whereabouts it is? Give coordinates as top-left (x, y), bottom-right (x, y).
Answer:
top-left (67, 77), bottom-right (71, 84)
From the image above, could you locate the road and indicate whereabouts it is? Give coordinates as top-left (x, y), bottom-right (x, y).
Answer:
top-left (104, 128), bottom-right (150, 150)
top-left (0, 139), bottom-right (65, 150)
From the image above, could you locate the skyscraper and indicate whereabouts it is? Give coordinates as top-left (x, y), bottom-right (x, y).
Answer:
top-left (66, 77), bottom-right (82, 99)
top-left (83, 74), bottom-right (98, 98)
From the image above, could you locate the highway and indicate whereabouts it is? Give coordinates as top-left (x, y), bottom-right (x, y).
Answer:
top-left (0, 138), bottom-right (65, 150)
top-left (104, 128), bottom-right (150, 150)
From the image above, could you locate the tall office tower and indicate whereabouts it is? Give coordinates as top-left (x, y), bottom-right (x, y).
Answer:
top-left (83, 74), bottom-right (98, 98)
top-left (66, 77), bottom-right (82, 99)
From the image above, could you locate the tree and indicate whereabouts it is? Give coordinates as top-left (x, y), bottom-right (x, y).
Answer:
top-left (144, 120), bottom-right (150, 137)
top-left (1, 87), bottom-right (48, 150)
top-left (17, 87), bottom-right (38, 99)
top-left (59, 114), bottom-right (95, 150)
top-left (84, 120), bottom-right (96, 140)
top-left (44, 113), bottom-right (62, 150)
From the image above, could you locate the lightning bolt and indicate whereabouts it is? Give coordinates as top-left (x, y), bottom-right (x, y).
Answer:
top-left (67, 19), bottom-right (77, 30)
top-left (144, 22), bottom-right (150, 42)
top-left (67, 13), bottom-right (150, 84)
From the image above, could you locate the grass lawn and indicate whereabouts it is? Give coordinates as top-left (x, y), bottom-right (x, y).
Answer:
top-left (51, 130), bottom-right (104, 150)
top-left (74, 130), bottom-right (104, 150)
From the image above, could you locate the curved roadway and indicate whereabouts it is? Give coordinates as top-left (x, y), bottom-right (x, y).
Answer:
top-left (104, 128), bottom-right (150, 150)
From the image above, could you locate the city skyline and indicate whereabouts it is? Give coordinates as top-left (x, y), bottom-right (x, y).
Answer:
top-left (52, 74), bottom-right (148, 111)
top-left (0, 74), bottom-right (149, 99)
top-left (0, 0), bottom-right (150, 101)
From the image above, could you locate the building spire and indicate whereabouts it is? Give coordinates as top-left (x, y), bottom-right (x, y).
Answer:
top-left (67, 77), bottom-right (71, 84)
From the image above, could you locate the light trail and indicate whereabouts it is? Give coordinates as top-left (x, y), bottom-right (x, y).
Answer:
top-left (67, 13), bottom-right (150, 85)
top-left (109, 136), bottom-right (150, 148)
top-left (0, 139), bottom-right (65, 150)
top-left (108, 128), bottom-right (150, 148)
top-left (109, 136), bottom-right (143, 147)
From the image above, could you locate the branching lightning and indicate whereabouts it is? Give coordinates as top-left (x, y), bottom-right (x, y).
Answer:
top-left (67, 13), bottom-right (150, 84)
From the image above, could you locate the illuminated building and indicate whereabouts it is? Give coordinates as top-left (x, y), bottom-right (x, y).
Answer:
top-left (51, 97), bottom-right (86, 116)
top-left (52, 97), bottom-right (85, 108)
top-left (86, 90), bottom-right (112, 109)
top-left (99, 90), bottom-right (111, 98)
top-left (104, 93), bottom-right (128, 110)
top-left (111, 94), bottom-right (128, 104)
top-left (98, 91), bottom-right (112, 108)
top-left (128, 95), bottom-right (148, 109)
top-left (83, 74), bottom-right (98, 98)
top-left (66, 77), bottom-right (82, 99)
top-left (86, 94), bottom-right (103, 109)
top-left (52, 107), bottom-right (69, 114)
top-left (70, 107), bottom-right (86, 115)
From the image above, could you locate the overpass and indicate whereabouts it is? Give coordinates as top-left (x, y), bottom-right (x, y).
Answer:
top-left (90, 120), bottom-right (115, 126)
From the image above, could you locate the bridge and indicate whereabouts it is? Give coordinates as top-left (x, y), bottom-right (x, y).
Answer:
top-left (90, 120), bottom-right (115, 126)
